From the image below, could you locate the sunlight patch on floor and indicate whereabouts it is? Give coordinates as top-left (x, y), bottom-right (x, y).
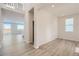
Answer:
top-left (75, 47), bottom-right (79, 53)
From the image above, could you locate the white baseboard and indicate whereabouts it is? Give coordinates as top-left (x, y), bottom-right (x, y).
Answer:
top-left (34, 45), bottom-right (39, 49)
top-left (38, 37), bottom-right (57, 48)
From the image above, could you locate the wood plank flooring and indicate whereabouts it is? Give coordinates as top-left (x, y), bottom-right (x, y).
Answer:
top-left (0, 37), bottom-right (79, 56)
top-left (22, 39), bottom-right (79, 56)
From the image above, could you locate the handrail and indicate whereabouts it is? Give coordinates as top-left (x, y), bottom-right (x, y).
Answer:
top-left (2, 3), bottom-right (24, 11)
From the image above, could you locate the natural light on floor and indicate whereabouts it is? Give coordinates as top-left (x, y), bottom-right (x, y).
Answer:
top-left (75, 47), bottom-right (79, 53)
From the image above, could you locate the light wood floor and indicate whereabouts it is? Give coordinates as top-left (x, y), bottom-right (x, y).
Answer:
top-left (0, 35), bottom-right (79, 56)
top-left (23, 39), bottom-right (79, 56)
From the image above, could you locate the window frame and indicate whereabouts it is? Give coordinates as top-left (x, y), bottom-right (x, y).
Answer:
top-left (65, 17), bottom-right (74, 32)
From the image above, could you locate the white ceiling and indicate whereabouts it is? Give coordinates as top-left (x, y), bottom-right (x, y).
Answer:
top-left (1, 3), bottom-right (79, 17)
top-left (45, 3), bottom-right (79, 16)
top-left (0, 3), bottom-right (78, 22)
top-left (24, 3), bottom-right (79, 16)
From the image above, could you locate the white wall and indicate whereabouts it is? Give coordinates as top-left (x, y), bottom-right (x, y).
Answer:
top-left (0, 7), bottom-right (3, 42)
top-left (58, 14), bottom-right (79, 41)
top-left (24, 11), bottom-right (30, 43)
top-left (34, 8), bottom-right (58, 48)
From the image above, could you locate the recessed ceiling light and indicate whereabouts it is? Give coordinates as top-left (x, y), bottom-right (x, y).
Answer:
top-left (51, 5), bottom-right (55, 7)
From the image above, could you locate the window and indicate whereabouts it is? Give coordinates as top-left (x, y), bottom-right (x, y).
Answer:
top-left (3, 22), bottom-right (12, 34)
top-left (16, 22), bottom-right (24, 34)
top-left (16, 22), bottom-right (24, 30)
top-left (65, 17), bottom-right (73, 32)
top-left (17, 24), bottom-right (24, 30)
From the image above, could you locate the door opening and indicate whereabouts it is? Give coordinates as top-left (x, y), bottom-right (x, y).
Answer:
top-left (32, 21), bottom-right (34, 44)
top-left (29, 8), bottom-right (34, 45)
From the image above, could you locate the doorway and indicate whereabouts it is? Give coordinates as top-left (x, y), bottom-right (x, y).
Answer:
top-left (29, 8), bottom-right (34, 44)
top-left (32, 21), bottom-right (34, 44)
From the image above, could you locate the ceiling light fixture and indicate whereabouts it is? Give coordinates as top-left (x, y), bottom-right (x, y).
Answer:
top-left (51, 5), bottom-right (55, 7)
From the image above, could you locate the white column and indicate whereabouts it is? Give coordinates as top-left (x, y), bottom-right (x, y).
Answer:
top-left (34, 7), bottom-right (40, 49)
